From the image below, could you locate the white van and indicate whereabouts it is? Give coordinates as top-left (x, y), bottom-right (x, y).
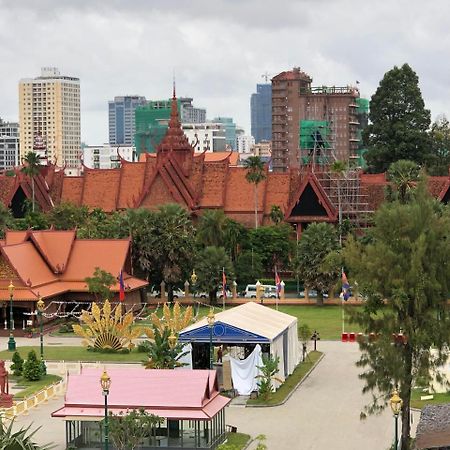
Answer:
top-left (244, 284), bottom-right (278, 299)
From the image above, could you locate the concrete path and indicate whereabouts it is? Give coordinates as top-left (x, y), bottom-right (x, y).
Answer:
top-left (227, 341), bottom-right (419, 450)
top-left (10, 341), bottom-right (421, 450)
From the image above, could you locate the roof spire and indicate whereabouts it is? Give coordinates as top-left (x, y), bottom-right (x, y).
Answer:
top-left (172, 70), bottom-right (176, 99)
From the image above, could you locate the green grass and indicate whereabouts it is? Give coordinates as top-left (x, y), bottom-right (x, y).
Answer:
top-left (274, 305), bottom-right (363, 340)
top-left (221, 432), bottom-right (251, 449)
top-left (410, 388), bottom-right (450, 409)
top-left (0, 346), bottom-right (148, 362)
top-left (12, 374), bottom-right (62, 399)
top-left (247, 351), bottom-right (323, 406)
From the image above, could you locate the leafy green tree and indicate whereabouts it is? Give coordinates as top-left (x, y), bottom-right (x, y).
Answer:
top-left (364, 64), bottom-right (431, 172)
top-left (386, 160), bottom-right (421, 203)
top-left (223, 218), bottom-right (247, 262)
top-left (197, 209), bottom-right (227, 247)
top-left (132, 204), bottom-right (195, 301)
top-left (269, 205), bottom-right (284, 224)
top-left (23, 350), bottom-right (42, 381)
top-left (11, 351), bottom-right (24, 376)
top-left (85, 267), bottom-right (116, 301)
top-left (196, 246), bottom-right (234, 304)
top-left (108, 408), bottom-right (163, 450)
top-left (427, 114), bottom-right (450, 175)
top-left (256, 354), bottom-right (282, 400)
top-left (234, 250), bottom-right (263, 287)
top-left (0, 419), bottom-right (54, 449)
top-left (49, 202), bottom-right (89, 230)
top-left (244, 156), bottom-right (266, 229)
top-left (21, 151), bottom-right (41, 213)
top-left (143, 328), bottom-right (188, 369)
top-left (247, 224), bottom-right (293, 272)
top-left (293, 223), bottom-right (340, 306)
top-left (0, 203), bottom-right (13, 238)
top-left (344, 182), bottom-right (450, 449)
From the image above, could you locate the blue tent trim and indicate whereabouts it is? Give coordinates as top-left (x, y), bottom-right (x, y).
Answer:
top-left (178, 321), bottom-right (270, 344)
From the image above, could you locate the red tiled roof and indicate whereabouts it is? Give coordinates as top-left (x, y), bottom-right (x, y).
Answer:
top-left (199, 162), bottom-right (228, 208)
top-left (81, 169), bottom-right (121, 212)
top-left (61, 177), bottom-right (84, 205)
top-left (264, 173), bottom-right (291, 215)
top-left (5, 230), bottom-right (28, 245)
top-left (29, 230), bottom-right (76, 273)
top-left (116, 161), bottom-right (147, 209)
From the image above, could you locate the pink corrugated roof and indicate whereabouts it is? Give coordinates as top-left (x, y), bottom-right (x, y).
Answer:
top-left (53, 368), bottom-right (230, 420)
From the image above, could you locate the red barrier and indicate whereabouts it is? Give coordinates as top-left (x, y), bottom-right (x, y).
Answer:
top-left (341, 332), bottom-right (348, 342)
top-left (349, 332), bottom-right (356, 343)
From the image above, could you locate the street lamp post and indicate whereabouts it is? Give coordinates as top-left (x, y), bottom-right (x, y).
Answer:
top-left (207, 309), bottom-right (215, 370)
top-left (100, 370), bottom-right (111, 450)
top-left (390, 389), bottom-right (403, 450)
top-left (8, 281), bottom-right (16, 351)
top-left (36, 296), bottom-right (46, 374)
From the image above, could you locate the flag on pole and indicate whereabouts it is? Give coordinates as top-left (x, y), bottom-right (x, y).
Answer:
top-left (275, 267), bottom-right (281, 294)
top-left (119, 269), bottom-right (125, 302)
top-left (342, 271), bottom-right (351, 301)
top-left (222, 268), bottom-right (227, 300)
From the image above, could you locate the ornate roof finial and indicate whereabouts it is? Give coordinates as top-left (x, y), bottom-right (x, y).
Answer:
top-left (173, 70), bottom-right (176, 99)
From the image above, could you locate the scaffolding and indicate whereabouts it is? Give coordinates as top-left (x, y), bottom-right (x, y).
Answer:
top-left (315, 166), bottom-right (373, 228)
top-left (299, 120), bottom-right (335, 166)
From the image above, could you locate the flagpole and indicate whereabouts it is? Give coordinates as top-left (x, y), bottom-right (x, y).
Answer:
top-left (341, 267), bottom-right (345, 335)
top-left (222, 267), bottom-right (225, 311)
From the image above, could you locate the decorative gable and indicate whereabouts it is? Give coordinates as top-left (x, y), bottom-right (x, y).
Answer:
top-left (178, 321), bottom-right (270, 344)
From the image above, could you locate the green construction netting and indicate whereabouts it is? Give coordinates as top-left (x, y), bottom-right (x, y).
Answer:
top-left (356, 98), bottom-right (369, 114)
top-left (299, 120), bottom-right (331, 150)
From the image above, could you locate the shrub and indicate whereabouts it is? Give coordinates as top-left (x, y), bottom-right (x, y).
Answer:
top-left (137, 340), bottom-right (152, 353)
top-left (11, 351), bottom-right (24, 376)
top-left (23, 350), bottom-right (42, 381)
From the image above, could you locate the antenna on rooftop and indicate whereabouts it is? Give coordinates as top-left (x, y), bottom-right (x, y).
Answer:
top-left (261, 72), bottom-right (271, 83)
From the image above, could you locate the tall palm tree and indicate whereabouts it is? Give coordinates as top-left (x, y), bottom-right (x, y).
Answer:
top-left (21, 151), bottom-right (41, 212)
top-left (244, 156), bottom-right (266, 229)
top-left (387, 159), bottom-right (421, 203)
top-left (197, 209), bottom-right (227, 247)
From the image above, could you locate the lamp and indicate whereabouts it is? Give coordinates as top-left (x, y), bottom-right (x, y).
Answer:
top-left (191, 269), bottom-right (198, 285)
top-left (36, 295), bottom-right (46, 374)
top-left (390, 389), bottom-right (403, 449)
top-left (100, 370), bottom-right (111, 450)
top-left (207, 309), bottom-right (215, 369)
top-left (7, 281), bottom-right (15, 351)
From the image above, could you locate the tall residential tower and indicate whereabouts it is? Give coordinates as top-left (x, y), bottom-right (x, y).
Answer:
top-left (108, 95), bottom-right (147, 145)
top-left (271, 67), bottom-right (362, 172)
top-left (19, 67), bottom-right (80, 174)
top-left (251, 83), bottom-right (272, 143)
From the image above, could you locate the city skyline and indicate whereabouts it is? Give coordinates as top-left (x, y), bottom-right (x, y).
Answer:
top-left (0, 0), bottom-right (449, 145)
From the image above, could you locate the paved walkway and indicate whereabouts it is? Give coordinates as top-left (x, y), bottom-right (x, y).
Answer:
top-left (227, 341), bottom-right (419, 450)
top-left (10, 340), bottom-right (421, 450)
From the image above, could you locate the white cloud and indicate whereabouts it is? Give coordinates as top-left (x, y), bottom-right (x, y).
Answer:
top-left (0, 0), bottom-right (449, 143)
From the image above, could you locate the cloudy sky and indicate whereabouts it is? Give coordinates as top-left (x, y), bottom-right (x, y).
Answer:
top-left (1, 0), bottom-right (449, 144)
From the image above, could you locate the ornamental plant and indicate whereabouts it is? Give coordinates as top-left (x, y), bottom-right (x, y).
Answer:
top-left (23, 350), bottom-right (42, 381)
top-left (11, 351), bottom-right (24, 376)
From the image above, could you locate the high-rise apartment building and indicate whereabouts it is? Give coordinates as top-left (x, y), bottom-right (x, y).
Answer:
top-left (251, 84), bottom-right (272, 143)
top-left (0, 119), bottom-right (19, 170)
top-left (271, 67), bottom-right (362, 172)
top-left (19, 67), bottom-right (80, 174)
top-left (83, 144), bottom-right (135, 169)
top-left (213, 117), bottom-right (237, 150)
top-left (180, 98), bottom-right (206, 123)
top-left (108, 96), bottom-right (147, 145)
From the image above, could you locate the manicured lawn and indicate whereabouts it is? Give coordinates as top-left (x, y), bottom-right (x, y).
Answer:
top-left (12, 374), bottom-right (62, 399)
top-left (410, 388), bottom-right (450, 409)
top-left (0, 346), bottom-right (148, 362)
top-left (275, 305), bottom-right (363, 340)
top-left (221, 432), bottom-right (251, 449)
top-left (247, 351), bottom-right (323, 406)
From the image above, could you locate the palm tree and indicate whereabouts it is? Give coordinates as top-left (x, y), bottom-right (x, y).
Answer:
top-left (197, 209), bottom-right (227, 247)
top-left (0, 418), bottom-right (54, 449)
top-left (21, 151), bottom-right (41, 212)
top-left (387, 159), bottom-right (421, 203)
top-left (269, 205), bottom-right (284, 224)
top-left (244, 156), bottom-right (266, 229)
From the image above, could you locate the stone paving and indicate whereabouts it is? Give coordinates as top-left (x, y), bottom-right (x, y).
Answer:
top-left (7, 338), bottom-right (421, 450)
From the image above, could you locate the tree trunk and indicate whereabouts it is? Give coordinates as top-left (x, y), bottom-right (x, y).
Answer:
top-left (400, 345), bottom-right (413, 449)
top-left (254, 183), bottom-right (258, 229)
top-left (316, 292), bottom-right (324, 307)
top-left (31, 177), bottom-right (35, 212)
top-left (167, 285), bottom-right (173, 303)
top-left (209, 289), bottom-right (217, 306)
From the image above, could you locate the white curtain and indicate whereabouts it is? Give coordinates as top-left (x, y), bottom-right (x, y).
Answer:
top-left (287, 322), bottom-right (301, 374)
top-left (270, 336), bottom-right (285, 389)
top-left (229, 344), bottom-right (263, 395)
top-left (175, 343), bottom-right (193, 369)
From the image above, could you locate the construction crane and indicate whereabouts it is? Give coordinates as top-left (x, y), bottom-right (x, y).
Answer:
top-left (261, 72), bottom-right (271, 83)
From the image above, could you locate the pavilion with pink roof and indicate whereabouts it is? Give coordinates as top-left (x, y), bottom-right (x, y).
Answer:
top-left (52, 367), bottom-right (230, 449)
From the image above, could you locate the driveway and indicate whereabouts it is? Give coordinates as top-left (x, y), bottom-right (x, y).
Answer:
top-left (227, 341), bottom-right (419, 450)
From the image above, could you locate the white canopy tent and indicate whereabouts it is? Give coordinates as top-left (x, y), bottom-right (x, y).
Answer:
top-left (179, 302), bottom-right (301, 389)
